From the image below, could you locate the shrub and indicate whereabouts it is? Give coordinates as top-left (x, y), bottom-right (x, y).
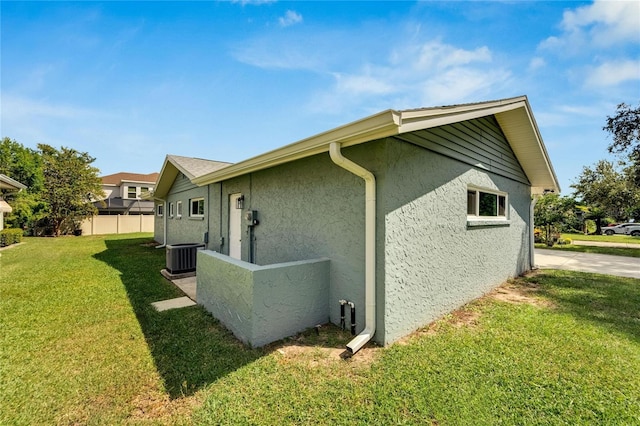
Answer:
top-left (0, 228), bottom-right (23, 247)
top-left (557, 238), bottom-right (572, 246)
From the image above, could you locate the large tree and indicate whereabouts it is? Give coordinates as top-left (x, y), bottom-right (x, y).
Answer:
top-left (38, 144), bottom-right (104, 236)
top-left (0, 138), bottom-right (46, 230)
top-left (571, 159), bottom-right (640, 223)
top-left (604, 102), bottom-right (640, 185)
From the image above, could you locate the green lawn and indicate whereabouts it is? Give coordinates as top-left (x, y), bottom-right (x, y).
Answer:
top-left (561, 232), bottom-right (640, 244)
top-left (2, 235), bottom-right (639, 424)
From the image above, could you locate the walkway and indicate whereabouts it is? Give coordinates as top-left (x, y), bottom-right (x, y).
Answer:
top-left (534, 248), bottom-right (640, 279)
top-left (572, 240), bottom-right (640, 249)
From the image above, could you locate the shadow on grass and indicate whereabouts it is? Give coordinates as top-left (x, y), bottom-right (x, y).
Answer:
top-left (93, 236), bottom-right (266, 399)
top-left (522, 270), bottom-right (640, 343)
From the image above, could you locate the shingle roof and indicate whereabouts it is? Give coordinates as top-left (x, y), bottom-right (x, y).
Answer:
top-left (101, 172), bottom-right (159, 185)
top-left (166, 155), bottom-right (231, 180)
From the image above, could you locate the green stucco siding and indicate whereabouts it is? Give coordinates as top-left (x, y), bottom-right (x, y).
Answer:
top-left (380, 139), bottom-right (532, 345)
top-left (165, 174), bottom-right (208, 245)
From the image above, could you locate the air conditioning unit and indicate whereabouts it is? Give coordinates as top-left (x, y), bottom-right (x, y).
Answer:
top-left (166, 243), bottom-right (205, 274)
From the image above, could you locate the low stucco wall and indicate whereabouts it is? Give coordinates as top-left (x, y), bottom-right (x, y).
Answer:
top-left (196, 250), bottom-right (330, 347)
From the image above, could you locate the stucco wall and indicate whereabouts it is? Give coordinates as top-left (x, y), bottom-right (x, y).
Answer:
top-left (153, 201), bottom-right (164, 243)
top-left (380, 140), bottom-right (532, 345)
top-left (165, 179), bottom-right (209, 246)
top-left (224, 144), bottom-right (384, 339)
top-left (196, 250), bottom-right (330, 347)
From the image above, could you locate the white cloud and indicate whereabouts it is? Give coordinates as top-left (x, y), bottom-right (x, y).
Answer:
top-left (528, 57), bottom-right (546, 72)
top-left (1, 94), bottom-right (105, 121)
top-left (310, 39), bottom-right (510, 113)
top-left (585, 59), bottom-right (640, 87)
top-left (541, 0), bottom-right (640, 51)
top-left (413, 42), bottom-right (491, 70)
top-left (279, 10), bottom-right (302, 28)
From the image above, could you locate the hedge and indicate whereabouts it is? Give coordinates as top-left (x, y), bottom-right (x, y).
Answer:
top-left (0, 228), bottom-right (23, 247)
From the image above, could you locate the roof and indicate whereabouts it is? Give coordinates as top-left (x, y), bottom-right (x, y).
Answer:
top-left (0, 174), bottom-right (27, 191)
top-left (101, 172), bottom-right (160, 186)
top-left (152, 155), bottom-right (232, 199)
top-left (191, 96), bottom-right (560, 194)
top-left (0, 200), bottom-right (13, 213)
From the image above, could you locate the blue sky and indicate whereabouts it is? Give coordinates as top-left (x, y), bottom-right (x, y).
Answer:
top-left (2, 1), bottom-right (639, 194)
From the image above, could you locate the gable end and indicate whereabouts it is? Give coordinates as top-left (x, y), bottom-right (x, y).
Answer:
top-left (394, 115), bottom-right (530, 185)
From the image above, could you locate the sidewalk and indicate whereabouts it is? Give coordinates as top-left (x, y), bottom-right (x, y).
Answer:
top-left (534, 248), bottom-right (640, 279)
top-left (571, 240), bottom-right (640, 249)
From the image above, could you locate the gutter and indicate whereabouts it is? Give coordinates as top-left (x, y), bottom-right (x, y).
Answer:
top-left (329, 142), bottom-right (376, 354)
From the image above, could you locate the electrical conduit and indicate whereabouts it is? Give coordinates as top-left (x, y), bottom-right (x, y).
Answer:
top-left (329, 142), bottom-right (376, 354)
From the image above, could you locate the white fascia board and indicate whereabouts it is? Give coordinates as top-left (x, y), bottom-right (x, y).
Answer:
top-left (120, 179), bottom-right (157, 185)
top-left (153, 157), bottom-right (180, 199)
top-left (397, 96), bottom-right (528, 133)
top-left (495, 101), bottom-right (561, 195)
top-left (192, 110), bottom-right (401, 185)
top-left (0, 174), bottom-right (27, 190)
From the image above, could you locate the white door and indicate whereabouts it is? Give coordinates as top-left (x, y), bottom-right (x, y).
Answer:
top-left (229, 193), bottom-right (242, 260)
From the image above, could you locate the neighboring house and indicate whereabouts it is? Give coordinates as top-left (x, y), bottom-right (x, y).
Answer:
top-left (152, 96), bottom-right (560, 353)
top-left (0, 174), bottom-right (27, 231)
top-left (95, 172), bottom-right (159, 215)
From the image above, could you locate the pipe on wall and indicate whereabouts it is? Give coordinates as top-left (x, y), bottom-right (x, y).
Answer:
top-left (329, 142), bottom-right (376, 354)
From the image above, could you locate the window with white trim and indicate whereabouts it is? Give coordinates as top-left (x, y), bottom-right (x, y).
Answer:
top-left (169, 202), bottom-right (174, 217)
top-left (467, 187), bottom-right (507, 218)
top-left (127, 186), bottom-right (137, 199)
top-left (190, 198), bottom-right (204, 217)
top-left (176, 201), bottom-right (183, 217)
top-left (157, 204), bottom-right (164, 217)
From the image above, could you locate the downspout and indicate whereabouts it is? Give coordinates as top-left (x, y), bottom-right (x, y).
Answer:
top-left (530, 194), bottom-right (540, 269)
top-left (329, 142), bottom-right (376, 355)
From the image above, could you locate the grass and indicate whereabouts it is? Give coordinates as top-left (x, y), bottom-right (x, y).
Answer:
top-left (535, 232), bottom-right (640, 257)
top-left (561, 233), bottom-right (640, 244)
top-left (2, 235), bottom-right (639, 424)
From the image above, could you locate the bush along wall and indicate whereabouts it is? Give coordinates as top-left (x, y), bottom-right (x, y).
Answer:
top-left (0, 229), bottom-right (23, 247)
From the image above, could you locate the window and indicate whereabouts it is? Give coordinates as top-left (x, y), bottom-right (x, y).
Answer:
top-left (190, 198), bottom-right (204, 217)
top-left (176, 201), bottom-right (183, 217)
top-left (169, 202), bottom-right (174, 217)
top-left (141, 186), bottom-right (149, 193)
top-left (127, 186), bottom-right (137, 199)
top-left (157, 204), bottom-right (164, 217)
top-left (467, 187), bottom-right (507, 218)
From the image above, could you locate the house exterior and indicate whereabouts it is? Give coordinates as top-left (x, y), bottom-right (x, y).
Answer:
top-left (95, 172), bottom-right (160, 215)
top-left (152, 96), bottom-right (559, 353)
top-left (150, 155), bottom-right (232, 245)
top-left (0, 174), bottom-right (27, 231)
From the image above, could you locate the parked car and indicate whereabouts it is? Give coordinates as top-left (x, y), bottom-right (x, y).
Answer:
top-left (601, 223), bottom-right (640, 236)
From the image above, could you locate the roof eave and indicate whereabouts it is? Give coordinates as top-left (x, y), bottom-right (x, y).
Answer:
top-left (192, 110), bottom-right (402, 185)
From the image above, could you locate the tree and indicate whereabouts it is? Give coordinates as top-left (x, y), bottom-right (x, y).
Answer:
top-left (534, 194), bottom-right (576, 246)
top-left (604, 102), bottom-right (640, 185)
top-left (0, 138), bottom-right (45, 230)
top-left (571, 160), bottom-right (640, 223)
top-left (38, 144), bottom-right (104, 236)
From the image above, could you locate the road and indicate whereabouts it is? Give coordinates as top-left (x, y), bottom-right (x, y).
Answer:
top-left (534, 248), bottom-right (640, 279)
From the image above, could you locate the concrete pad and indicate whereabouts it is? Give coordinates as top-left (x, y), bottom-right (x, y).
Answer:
top-left (535, 249), bottom-right (640, 279)
top-left (151, 296), bottom-right (196, 312)
top-left (172, 276), bottom-right (197, 300)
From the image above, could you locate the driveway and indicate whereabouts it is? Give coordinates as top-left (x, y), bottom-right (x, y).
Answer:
top-left (534, 248), bottom-right (640, 279)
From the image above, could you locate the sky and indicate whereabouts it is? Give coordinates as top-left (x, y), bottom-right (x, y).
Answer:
top-left (1, 1), bottom-right (639, 194)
